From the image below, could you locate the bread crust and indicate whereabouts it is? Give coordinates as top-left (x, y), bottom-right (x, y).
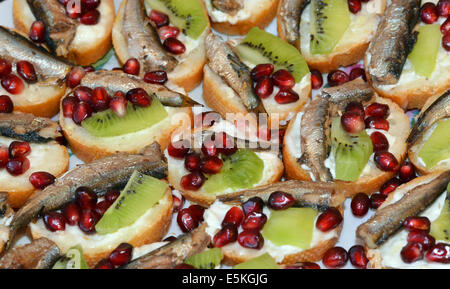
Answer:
top-left (10, 86), bottom-right (66, 118)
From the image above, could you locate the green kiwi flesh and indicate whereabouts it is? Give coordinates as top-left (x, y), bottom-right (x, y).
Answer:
top-left (408, 24), bottom-right (441, 78)
top-left (53, 245), bottom-right (89, 269)
top-left (184, 248), bottom-right (223, 269)
top-left (233, 253), bottom-right (280, 269)
top-left (418, 118), bottom-right (450, 169)
top-left (430, 197), bottom-right (450, 242)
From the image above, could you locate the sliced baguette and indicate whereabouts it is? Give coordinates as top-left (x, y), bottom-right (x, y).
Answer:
top-left (13, 0), bottom-right (115, 66)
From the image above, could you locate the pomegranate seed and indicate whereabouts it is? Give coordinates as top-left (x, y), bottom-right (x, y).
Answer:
top-left (370, 131), bottom-right (389, 152)
top-left (420, 2), bottom-right (439, 24)
top-left (438, 0), bottom-right (450, 17)
top-left (43, 212), bottom-right (66, 232)
top-left (268, 191), bottom-right (295, 210)
top-left (271, 69), bottom-right (295, 88)
top-left (58, 0), bottom-right (69, 6)
top-left (168, 140), bottom-right (190, 159)
top-left (316, 207), bottom-right (343, 232)
top-left (285, 262), bottom-right (321, 269)
top-left (6, 156), bottom-right (30, 175)
top-left (327, 70), bottom-right (349, 86)
top-left (173, 263), bottom-right (195, 269)
top-left (345, 102), bottom-right (365, 117)
top-left (0, 59), bottom-right (11, 78)
top-left (275, 87), bottom-right (299, 104)
top-left (241, 212), bottom-right (267, 231)
top-left (351, 193), bottom-right (370, 217)
top-left (403, 216), bottom-right (431, 232)
top-left (94, 200), bottom-right (111, 216)
top-left (83, 66), bottom-right (95, 73)
top-left (105, 190), bottom-right (120, 203)
top-left (66, 3), bottom-right (82, 19)
top-left (348, 245), bottom-right (368, 269)
top-left (74, 86), bottom-right (93, 103)
top-left (310, 69), bottom-right (323, 89)
top-left (9, 141), bottom-right (31, 158)
top-left (238, 230), bottom-right (264, 249)
top-left (441, 17), bottom-right (450, 35)
top-left (109, 94), bottom-right (127, 117)
top-left (143, 70), bottom-right (168, 85)
top-left (201, 140), bottom-right (217, 157)
top-left (158, 26), bottom-right (180, 41)
top-left (177, 208), bottom-right (199, 233)
top-left (365, 103), bottom-right (390, 118)
top-left (62, 202), bottom-right (81, 226)
top-left (408, 231), bottom-right (435, 251)
top-left (401, 242), bottom-right (424, 263)
top-left (370, 193), bottom-right (386, 209)
top-left (29, 20), bottom-right (45, 43)
top-left (123, 58), bottom-right (140, 76)
top-left (200, 156), bottom-right (223, 174)
top-left (254, 77), bottom-right (274, 99)
top-left (78, 209), bottom-right (99, 233)
top-left (0, 95), bottom-right (13, 113)
top-left (184, 153), bottom-right (201, 172)
top-left (251, 64), bottom-right (274, 82)
top-left (1, 74), bottom-right (24, 95)
top-left (180, 171), bottom-right (205, 191)
top-left (126, 88), bottom-right (152, 107)
top-left (443, 34), bottom-right (450, 51)
top-left (109, 243), bottom-right (133, 267)
top-left (341, 112), bottom-right (365, 134)
top-left (215, 132), bottom-right (237, 155)
top-left (213, 224), bottom-right (238, 247)
top-left (348, 0), bottom-right (361, 13)
top-left (81, 0), bottom-right (101, 10)
top-left (380, 178), bottom-right (401, 196)
top-left (189, 204), bottom-right (205, 222)
top-left (426, 243), bottom-right (450, 263)
top-left (322, 247), bottom-right (348, 269)
top-left (66, 67), bottom-right (86, 88)
top-left (222, 206), bottom-right (244, 227)
top-left (91, 87), bottom-right (110, 112)
top-left (95, 259), bottom-right (114, 269)
top-left (62, 96), bottom-right (79, 118)
top-left (374, 151), bottom-right (398, 171)
top-left (399, 162), bottom-right (416, 183)
top-left (149, 10), bottom-right (169, 28)
top-left (72, 102), bottom-right (92, 124)
top-left (29, 171), bottom-right (55, 189)
top-left (75, 187), bottom-right (97, 210)
top-left (0, 146), bottom-right (9, 168)
top-left (172, 194), bottom-right (184, 213)
top-left (242, 197), bottom-right (264, 216)
top-left (163, 38), bottom-right (186, 55)
top-left (80, 9), bottom-right (100, 25)
top-left (349, 67), bottom-right (366, 81)
top-left (365, 116), bottom-right (389, 131)
top-left (163, 236), bottom-right (177, 242)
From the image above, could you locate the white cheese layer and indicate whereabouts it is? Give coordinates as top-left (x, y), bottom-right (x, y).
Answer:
top-left (204, 0), bottom-right (272, 24)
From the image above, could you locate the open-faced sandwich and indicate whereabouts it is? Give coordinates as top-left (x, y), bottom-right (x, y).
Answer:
top-left (283, 79), bottom-right (410, 197)
top-left (112, 0), bottom-right (210, 92)
top-left (59, 70), bottom-right (194, 163)
top-left (357, 171), bottom-right (450, 268)
top-left (277, 0), bottom-right (386, 72)
top-left (203, 0), bottom-right (279, 35)
top-left (365, 0), bottom-right (450, 109)
top-left (13, 0), bottom-right (115, 66)
top-left (203, 28), bottom-right (311, 124)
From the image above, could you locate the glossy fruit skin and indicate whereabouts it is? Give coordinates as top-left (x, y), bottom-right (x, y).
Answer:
top-left (438, 0), bottom-right (450, 17)
top-left (62, 96), bottom-right (78, 118)
top-left (126, 88), bottom-right (152, 107)
top-left (348, 245), bottom-right (368, 269)
top-left (443, 34), bottom-right (450, 51)
top-left (72, 101), bottom-right (92, 124)
top-left (149, 10), bottom-right (169, 27)
top-left (322, 247), bottom-right (348, 269)
top-left (271, 69), bottom-right (295, 88)
top-left (242, 197), bottom-right (264, 216)
top-left (91, 87), bottom-right (111, 112)
top-left (222, 206), bottom-right (244, 227)
top-left (0, 59), bottom-right (12, 78)
top-left (163, 38), bottom-right (186, 55)
top-left (94, 200), bottom-right (111, 216)
top-left (43, 212), bottom-right (67, 232)
top-left (82, 0), bottom-right (101, 10)
top-left (441, 17), bottom-right (450, 35)
top-left (0, 95), bottom-right (13, 113)
top-left (379, 177), bottom-right (401, 196)
top-left (365, 103), bottom-right (390, 118)
top-left (0, 146), bottom-right (9, 168)
top-left (215, 132), bottom-right (237, 155)
top-left (78, 209), bottom-right (99, 233)
top-left (349, 67), bottom-right (366, 81)
top-left (238, 230), bottom-right (264, 249)
top-left (16, 61), bottom-right (37, 84)
top-left (274, 88), bottom-right (299, 104)
top-left (168, 140), bottom-right (190, 159)
top-left (316, 207), bottom-right (343, 232)
top-left (177, 207), bottom-right (199, 233)
top-left (95, 259), bottom-right (114, 269)
top-left (365, 116), bottom-right (390, 131)
top-left (122, 58), bottom-right (140, 76)
top-left (83, 66), bottom-right (95, 73)
top-left (213, 224), bottom-right (238, 247)
top-left (370, 131), bottom-right (389, 152)
top-left (180, 171), bottom-right (205, 191)
top-left (9, 141), bottom-right (31, 158)
top-left (143, 70), bottom-right (168, 85)
top-left (369, 193), bottom-right (386, 209)
top-left (29, 171), bottom-right (55, 189)
top-left (420, 2), bottom-right (439, 24)
top-left (403, 216), bottom-right (431, 232)
top-left (109, 94), bottom-right (127, 117)
top-left (75, 186), bottom-right (98, 210)
top-left (327, 70), bottom-right (349, 86)
top-left (1, 74), bottom-right (24, 95)
top-left (407, 231), bottom-right (435, 251)
top-left (251, 63), bottom-right (274, 82)
top-left (189, 205), bottom-right (205, 222)
top-left (66, 67), bottom-right (86, 89)
top-left (74, 86), bottom-right (93, 104)
top-left (109, 243), bottom-right (133, 267)
top-left (184, 153), bottom-right (201, 172)
top-left (374, 151), bottom-right (398, 171)
top-left (172, 194), bottom-right (184, 213)
top-left (401, 242), bottom-right (424, 263)
top-left (201, 141), bottom-right (217, 157)
top-left (62, 202), bottom-right (81, 226)
top-left (105, 190), bottom-right (120, 203)
top-left (310, 69), bottom-right (323, 89)
top-left (268, 191), bottom-right (295, 210)
top-left (200, 156), bottom-right (223, 174)
top-left (254, 77), bottom-right (274, 99)
top-left (158, 26), bottom-right (180, 41)
top-left (399, 162), bottom-right (416, 183)
top-left (29, 20), bottom-right (45, 42)
top-left (341, 112), bottom-right (365, 134)
top-left (351, 193), bottom-right (370, 217)
top-left (80, 9), bottom-right (100, 25)
top-left (425, 243), bottom-right (450, 263)
top-left (348, 0), bottom-right (361, 14)
top-left (285, 262), bottom-right (321, 269)
top-left (345, 102), bottom-right (365, 117)
top-left (6, 156), bottom-right (30, 176)
top-left (241, 212), bottom-right (267, 231)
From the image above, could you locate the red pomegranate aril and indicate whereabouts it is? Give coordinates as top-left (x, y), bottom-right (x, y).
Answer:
top-left (0, 95), bottom-right (13, 113)
top-left (1, 74), bottom-right (24, 95)
top-left (66, 3), bottom-right (82, 19)
top-left (310, 69), bottom-right (323, 89)
top-left (29, 171), bottom-right (55, 189)
top-left (72, 101), bottom-right (92, 124)
top-left (105, 190), bottom-right (120, 203)
top-left (62, 96), bottom-right (78, 118)
top-left (408, 231), bottom-right (435, 251)
top-left (172, 194), bottom-right (185, 213)
top-left (9, 141), bottom-right (31, 158)
top-left (78, 209), bottom-right (99, 233)
top-left (370, 193), bottom-right (386, 209)
top-left (322, 247), bottom-right (348, 269)
top-left (370, 131), bottom-right (389, 152)
top-left (374, 151), bottom-right (398, 171)
top-left (420, 2), bottom-right (439, 24)
top-left (109, 94), bottom-right (127, 117)
top-left (189, 205), bottom-right (205, 222)
top-left (348, 0), bottom-right (361, 14)
top-left (184, 153), bottom-right (201, 172)
top-left (327, 70), bottom-right (349, 87)
top-left (123, 58), bottom-right (140, 76)
top-left (58, 0), bottom-right (70, 6)
top-left (399, 162), bottom-right (416, 183)
top-left (316, 207), bottom-right (343, 232)
top-left (365, 116), bottom-right (389, 131)
top-left (74, 86), bottom-right (93, 103)
top-left (109, 243), bottom-right (133, 267)
top-left (0, 59), bottom-right (11, 78)
top-left (62, 202), bottom-right (81, 226)
top-left (441, 17), bottom-right (450, 35)
top-left (126, 88), bottom-right (152, 107)
top-left (238, 230), bottom-right (264, 249)
top-left (173, 263), bottom-right (195, 269)
top-left (82, 0), bottom-right (101, 10)
top-left (254, 77), bottom-right (274, 99)
top-left (222, 206), bottom-right (244, 227)
top-left (201, 141), bottom-right (217, 157)
top-left (163, 38), bottom-right (186, 54)
top-left (349, 67), bottom-right (366, 81)
top-left (426, 243), bottom-right (450, 263)
top-left (213, 224), bottom-right (238, 247)
top-left (91, 87), bottom-right (110, 112)
top-left (158, 26), bottom-right (180, 41)
top-left (251, 63), bottom-right (274, 82)
top-left (365, 103), bottom-right (390, 118)
top-left (6, 156), bottom-right (30, 176)
top-left (268, 191), bottom-right (295, 210)
top-left (16, 61), bottom-right (37, 84)
top-left (0, 146), bottom-right (8, 168)
top-left (348, 245), bottom-right (368, 269)
top-left (345, 102), bottom-right (365, 117)
top-left (180, 171), bottom-right (205, 191)
top-left (94, 200), bottom-right (111, 216)
top-left (29, 20), bottom-right (45, 43)
top-left (442, 34), bottom-right (450, 51)
top-left (168, 140), bottom-right (189, 159)
top-left (215, 132), bottom-right (237, 156)
top-left (80, 9), bottom-right (100, 25)
top-left (275, 88), bottom-right (299, 104)
top-left (43, 212), bottom-right (66, 232)
top-left (241, 212), bottom-right (267, 231)
top-left (75, 186), bottom-right (98, 210)
top-left (144, 70), bottom-right (168, 85)
top-left (351, 193), bottom-right (370, 217)
top-left (95, 259), bottom-right (114, 269)
top-left (438, 0), bottom-right (450, 17)
top-left (341, 112), bottom-right (365, 134)
top-left (403, 216), bottom-right (431, 232)
top-left (66, 67), bottom-right (86, 88)
top-left (200, 156), bottom-right (223, 175)
top-left (177, 208), bottom-right (199, 233)
top-left (83, 66), bottom-right (95, 73)
top-left (285, 262), bottom-right (321, 269)
top-left (401, 242), bottom-right (424, 263)
top-left (149, 10), bottom-right (169, 27)
top-left (242, 197), bottom-right (264, 216)
top-left (271, 69), bottom-right (295, 88)
top-left (380, 177), bottom-right (401, 196)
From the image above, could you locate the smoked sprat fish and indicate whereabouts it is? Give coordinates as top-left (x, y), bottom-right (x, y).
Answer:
top-left (277, 0), bottom-right (310, 47)
top-left (0, 238), bottom-right (60, 269)
top-left (212, 0), bottom-right (244, 15)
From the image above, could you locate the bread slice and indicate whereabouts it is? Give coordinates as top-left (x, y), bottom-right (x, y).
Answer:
top-left (204, 0), bottom-right (279, 35)
top-left (283, 95), bottom-right (410, 197)
top-left (29, 187), bottom-right (173, 267)
top-left (112, 0), bottom-right (210, 93)
top-left (13, 0), bottom-right (115, 66)
top-left (277, 0), bottom-right (386, 73)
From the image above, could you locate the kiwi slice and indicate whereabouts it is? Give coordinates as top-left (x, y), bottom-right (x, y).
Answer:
top-left (233, 253), bottom-right (280, 269)
top-left (430, 198), bottom-right (450, 242)
top-left (184, 248), bottom-right (223, 269)
top-left (53, 245), bottom-right (89, 269)
top-left (145, 0), bottom-right (208, 39)
top-left (235, 27), bottom-right (309, 82)
top-left (203, 149), bottom-right (264, 195)
top-left (408, 24), bottom-right (441, 78)
top-left (81, 97), bottom-right (168, 137)
top-left (262, 208), bottom-right (318, 249)
top-left (309, 0), bottom-right (350, 55)
top-left (418, 119), bottom-right (450, 169)
top-left (331, 117), bottom-right (373, 182)
top-left (95, 171), bottom-right (168, 235)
